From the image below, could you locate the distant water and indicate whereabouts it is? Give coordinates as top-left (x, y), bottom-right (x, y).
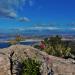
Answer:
top-left (0, 29), bottom-right (75, 48)
top-left (1, 29), bottom-right (75, 37)
top-left (0, 41), bottom-right (38, 49)
top-left (0, 43), bottom-right (10, 48)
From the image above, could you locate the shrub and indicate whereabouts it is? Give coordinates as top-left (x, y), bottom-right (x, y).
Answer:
top-left (44, 35), bottom-right (71, 58)
top-left (20, 58), bottom-right (41, 75)
top-left (15, 35), bottom-right (23, 43)
top-left (34, 35), bottom-right (72, 58)
top-left (34, 45), bottom-right (40, 49)
top-left (44, 44), bottom-right (71, 57)
top-left (8, 35), bottom-right (24, 45)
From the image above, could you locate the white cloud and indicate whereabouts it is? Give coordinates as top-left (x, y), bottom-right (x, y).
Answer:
top-left (0, 7), bottom-right (30, 22)
top-left (0, 8), bottom-right (17, 19)
top-left (18, 17), bottom-right (30, 22)
top-left (7, 12), bottom-right (17, 18)
top-left (70, 28), bottom-right (75, 30)
top-left (28, 27), bottom-right (59, 30)
top-left (0, 0), bottom-right (32, 20)
top-left (0, 0), bottom-right (33, 11)
top-left (12, 26), bottom-right (62, 31)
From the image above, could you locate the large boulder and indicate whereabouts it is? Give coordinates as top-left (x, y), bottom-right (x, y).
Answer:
top-left (0, 54), bottom-right (11, 75)
top-left (0, 45), bottom-right (75, 75)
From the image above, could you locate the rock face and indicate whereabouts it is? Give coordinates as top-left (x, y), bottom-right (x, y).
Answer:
top-left (0, 45), bottom-right (75, 75)
top-left (0, 54), bottom-right (10, 75)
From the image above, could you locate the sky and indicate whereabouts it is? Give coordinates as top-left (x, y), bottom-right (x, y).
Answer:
top-left (0, 0), bottom-right (75, 34)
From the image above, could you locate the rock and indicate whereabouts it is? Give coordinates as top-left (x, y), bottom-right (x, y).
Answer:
top-left (67, 58), bottom-right (75, 64)
top-left (0, 45), bottom-right (75, 75)
top-left (0, 54), bottom-right (11, 75)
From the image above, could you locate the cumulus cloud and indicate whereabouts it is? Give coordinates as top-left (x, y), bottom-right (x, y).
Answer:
top-left (0, 0), bottom-right (31, 21)
top-left (0, 8), bottom-right (17, 19)
top-left (0, 8), bottom-right (30, 22)
top-left (18, 17), bottom-right (30, 22)
top-left (0, 0), bottom-right (18, 19)
top-left (7, 12), bottom-right (17, 19)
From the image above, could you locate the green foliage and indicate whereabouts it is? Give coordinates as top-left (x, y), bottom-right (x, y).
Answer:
top-left (8, 35), bottom-right (24, 45)
top-left (44, 44), bottom-right (71, 57)
top-left (43, 35), bottom-right (71, 58)
top-left (34, 45), bottom-right (40, 49)
top-left (34, 35), bottom-right (71, 58)
top-left (20, 58), bottom-right (41, 75)
top-left (15, 35), bottom-right (23, 43)
top-left (69, 41), bottom-right (75, 56)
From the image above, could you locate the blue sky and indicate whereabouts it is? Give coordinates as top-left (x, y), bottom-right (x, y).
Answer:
top-left (0, 0), bottom-right (75, 33)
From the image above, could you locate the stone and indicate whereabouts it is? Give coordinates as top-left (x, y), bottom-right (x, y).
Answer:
top-left (0, 54), bottom-right (11, 75)
top-left (0, 45), bottom-right (75, 75)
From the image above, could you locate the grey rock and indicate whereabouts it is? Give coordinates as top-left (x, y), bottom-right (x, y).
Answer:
top-left (0, 45), bottom-right (75, 75)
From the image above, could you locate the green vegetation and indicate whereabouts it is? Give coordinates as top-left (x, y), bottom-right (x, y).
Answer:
top-left (34, 45), bottom-right (41, 49)
top-left (15, 35), bottom-right (23, 43)
top-left (34, 35), bottom-right (71, 58)
top-left (68, 41), bottom-right (75, 54)
top-left (9, 35), bottom-right (24, 45)
top-left (20, 58), bottom-right (41, 75)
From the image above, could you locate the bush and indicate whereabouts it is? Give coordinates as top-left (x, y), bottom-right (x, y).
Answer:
top-left (15, 35), bottom-right (23, 43)
top-left (44, 44), bottom-right (71, 57)
top-left (20, 58), bottom-right (41, 75)
top-left (44, 35), bottom-right (71, 58)
top-left (34, 45), bottom-right (40, 49)
top-left (34, 35), bottom-right (72, 58)
top-left (8, 35), bottom-right (24, 45)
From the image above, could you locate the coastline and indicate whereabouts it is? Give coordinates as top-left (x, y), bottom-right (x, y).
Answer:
top-left (0, 39), bottom-right (42, 43)
top-left (0, 37), bottom-right (75, 43)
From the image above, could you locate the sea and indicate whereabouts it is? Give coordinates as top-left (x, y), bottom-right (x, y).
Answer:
top-left (0, 41), bottom-right (38, 48)
top-left (0, 29), bottom-right (75, 48)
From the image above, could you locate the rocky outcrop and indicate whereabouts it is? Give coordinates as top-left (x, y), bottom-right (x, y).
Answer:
top-left (0, 45), bottom-right (75, 75)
